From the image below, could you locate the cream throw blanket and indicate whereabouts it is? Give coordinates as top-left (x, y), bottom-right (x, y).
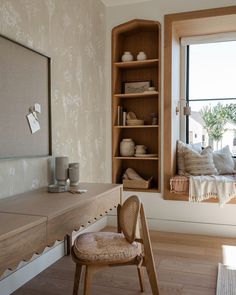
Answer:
top-left (189, 175), bottom-right (236, 206)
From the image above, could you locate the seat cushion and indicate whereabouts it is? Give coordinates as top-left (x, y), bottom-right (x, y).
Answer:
top-left (73, 232), bottom-right (139, 263)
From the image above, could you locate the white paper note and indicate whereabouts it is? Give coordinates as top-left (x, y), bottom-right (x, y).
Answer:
top-left (27, 113), bottom-right (40, 134)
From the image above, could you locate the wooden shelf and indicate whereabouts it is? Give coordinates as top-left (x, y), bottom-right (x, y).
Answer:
top-left (114, 125), bottom-right (159, 129)
top-left (114, 156), bottom-right (158, 160)
top-left (114, 59), bottom-right (159, 69)
top-left (112, 19), bottom-right (161, 193)
top-left (114, 92), bottom-right (158, 98)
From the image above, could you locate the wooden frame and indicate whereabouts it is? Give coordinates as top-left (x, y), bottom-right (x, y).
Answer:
top-left (164, 6), bottom-right (236, 201)
top-left (0, 34), bottom-right (51, 158)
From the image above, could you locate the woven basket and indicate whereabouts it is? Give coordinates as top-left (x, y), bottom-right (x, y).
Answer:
top-left (123, 177), bottom-right (152, 189)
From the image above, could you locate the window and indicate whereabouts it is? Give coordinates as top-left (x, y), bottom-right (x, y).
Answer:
top-left (181, 36), bottom-right (236, 156)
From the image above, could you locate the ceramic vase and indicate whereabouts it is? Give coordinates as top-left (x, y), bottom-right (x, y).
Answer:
top-left (69, 163), bottom-right (79, 187)
top-left (137, 51), bottom-right (147, 61)
top-left (55, 156), bottom-right (69, 186)
top-left (120, 139), bottom-right (135, 156)
top-left (121, 51), bottom-right (133, 62)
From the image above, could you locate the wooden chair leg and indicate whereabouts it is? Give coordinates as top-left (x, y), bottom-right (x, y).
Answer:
top-left (145, 255), bottom-right (159, 295)
top-left (137, 265), bottom-right (145, 292)
top-left (73, 264), bottom-right (82, 295)
top-left (140, 204), bottom-right (160, 295)
top-left (84, 265), bottom-right (94, 295)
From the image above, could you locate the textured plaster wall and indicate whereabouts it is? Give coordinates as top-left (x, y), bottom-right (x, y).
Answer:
top-left (0, 0), bottom-right (106, 199)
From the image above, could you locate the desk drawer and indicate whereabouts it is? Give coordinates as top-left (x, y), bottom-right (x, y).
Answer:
top-left (0, 223), bottom-right (46, 276)
top-left (47, 188), bottom-right (121, 245)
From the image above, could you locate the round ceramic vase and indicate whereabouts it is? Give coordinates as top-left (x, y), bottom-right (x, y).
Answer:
top-left (137, 51), bottom-right (147, 61)
top-left (121, 51), bottom-right (133, 62)
top-left (120, 139), bottom-right (135, 156)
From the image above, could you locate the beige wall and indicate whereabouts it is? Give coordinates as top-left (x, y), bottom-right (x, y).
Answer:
top-left (1, 0), bottom-right (236, 235)
top-left (0, 0), bottom-right (106, 199)
top-left (105, 0), bottom-right (236, 236)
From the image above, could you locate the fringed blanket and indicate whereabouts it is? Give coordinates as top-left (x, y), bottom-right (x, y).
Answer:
top-left (189, 175), bottom-right (236, 206)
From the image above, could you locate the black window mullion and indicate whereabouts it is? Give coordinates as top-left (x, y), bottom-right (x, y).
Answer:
top-left (186, 45), bottom-right (190, 143)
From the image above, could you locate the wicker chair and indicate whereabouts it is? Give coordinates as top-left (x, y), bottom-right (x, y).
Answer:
top-left (71, 195), bottom-right (160, 295)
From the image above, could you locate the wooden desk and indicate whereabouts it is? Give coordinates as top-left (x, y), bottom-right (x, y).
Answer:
top-left (0, 213), bottom-right (46, 276)
top-left (0, 183), bottom-right (122, 276)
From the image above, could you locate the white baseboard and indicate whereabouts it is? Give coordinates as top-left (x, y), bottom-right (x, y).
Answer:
top-left (0, 217), bottom-right (107, 295)
top-left (107, 215), bottom-right (236, 237)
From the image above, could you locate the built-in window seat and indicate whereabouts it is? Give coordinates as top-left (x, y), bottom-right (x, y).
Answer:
top-left (169, 175), bottom-right (236, 204)
top-left (165, 139), bottom-right (236, 204)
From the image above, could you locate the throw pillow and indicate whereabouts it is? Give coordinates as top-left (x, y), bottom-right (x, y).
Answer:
top-left (177, 140), bottom-right (202, 175)
top-left (213, 145), bottom-right (236, 174)
top-left (183, 145), bottom-right (218, 176)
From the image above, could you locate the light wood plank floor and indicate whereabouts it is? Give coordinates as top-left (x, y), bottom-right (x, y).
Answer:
top-left (13, 230), bottom-right (236, 295)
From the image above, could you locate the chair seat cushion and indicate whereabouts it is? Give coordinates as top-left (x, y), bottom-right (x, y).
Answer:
top-left (73, 232), bottom-right (139, 263)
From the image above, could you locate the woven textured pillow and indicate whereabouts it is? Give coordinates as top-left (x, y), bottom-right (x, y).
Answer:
top-left (183, 145), bottom-right (218, 176)
top-left (213, 145), bottom-right (236, 174)
top-left (177, 140), bottom-right (202, 175)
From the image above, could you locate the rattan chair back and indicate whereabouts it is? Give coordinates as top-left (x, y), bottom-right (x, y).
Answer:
top-left (119, 195), bottom-right (141, 244)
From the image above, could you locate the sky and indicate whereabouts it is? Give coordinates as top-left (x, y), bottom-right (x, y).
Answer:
top-left (189, 41), bottom-right (236, 104)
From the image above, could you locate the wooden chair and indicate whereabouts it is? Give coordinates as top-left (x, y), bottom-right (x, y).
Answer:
top-left (71, 195), bottom-right (160, 295)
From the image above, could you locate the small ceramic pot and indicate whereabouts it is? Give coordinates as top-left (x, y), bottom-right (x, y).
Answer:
top-left (69, 163), bottom-right (79, 187)
top-left (120, 139), bottom-right (135, 156)
top-left (148, 87), bottom-right (156, 91)
top-left (121, 51), bottom-right (133, 62)
top-left (137, 51), bottom-right (147, 61)
top-left (135, 145), bottom-right (147, 154)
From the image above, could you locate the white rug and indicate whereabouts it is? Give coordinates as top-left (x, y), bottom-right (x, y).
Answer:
top-left (217, 263), bottom-right (236, 295)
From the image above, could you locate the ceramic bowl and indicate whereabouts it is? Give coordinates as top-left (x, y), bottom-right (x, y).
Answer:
top-left (127, 119), bottom-right (144, 126)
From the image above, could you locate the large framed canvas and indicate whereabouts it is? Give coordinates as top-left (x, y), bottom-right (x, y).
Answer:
top-left (0, 35), bottom-right (51, 158)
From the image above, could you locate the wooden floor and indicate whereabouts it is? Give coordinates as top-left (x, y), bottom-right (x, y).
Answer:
top-left (13, 230), bottom-right (236, 295)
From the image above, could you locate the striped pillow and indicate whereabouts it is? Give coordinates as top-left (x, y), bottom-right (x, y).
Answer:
top-left (177, 140), bottom-right (202, 175)
top-left (183, 146), bottom-right (218, 176)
